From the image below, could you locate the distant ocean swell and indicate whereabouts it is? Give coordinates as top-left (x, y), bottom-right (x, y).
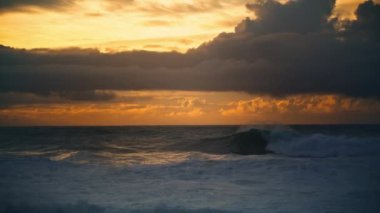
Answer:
top-left (0, 125), bottom-right (379, 166)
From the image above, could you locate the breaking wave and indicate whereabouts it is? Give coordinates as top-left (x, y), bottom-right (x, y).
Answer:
top-left (239, 126), bottom-right (380, 158)
top-left (167, 125), bottom-right (380, 158)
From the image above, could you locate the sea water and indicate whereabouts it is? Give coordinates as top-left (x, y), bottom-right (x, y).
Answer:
top-left (0, 125), bottom-right (380, 212)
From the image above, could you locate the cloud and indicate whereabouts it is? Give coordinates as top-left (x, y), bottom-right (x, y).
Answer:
top-left (0, 92), bottom-right (215, 125)
top-left (0, 0), bottom-right (75, 13)
top-left (218, 94), bottom-right (380, 124)
top-left (220, 95), bottom-right (380, 116)
top-left (0, 90), bottom-right (156, 108)
top-left (57, 90), bottom-right (116, 101)
top-left (239, 0), bottom-right (335, 34)
top-left (84, 12), bottom-right (105, 17)
top-left (122, 0), bottom-right (244, 15)
top-left (2, 93), bottom-right (379, 125)
top-left (333, 0), bottom-right (380, 20)
top-left (1, 0), bottom-right (380, 102)
top-left (343, 0), bottom-right (380, 40)
top-left (0, 90), bottom-right (117, 108)
top-left (143, 20), bottom-right (173, 27)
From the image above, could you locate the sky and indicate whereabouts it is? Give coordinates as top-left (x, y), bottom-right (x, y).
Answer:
top-left (0, 0), bottom-right (380, 125)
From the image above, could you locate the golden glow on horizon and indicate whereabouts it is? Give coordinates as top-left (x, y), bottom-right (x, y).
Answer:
top-left (1, 91), bottom-right (380, 126)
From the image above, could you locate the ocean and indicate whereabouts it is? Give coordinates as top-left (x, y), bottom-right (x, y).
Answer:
top-left (0, 125), bottom-right (380, 212)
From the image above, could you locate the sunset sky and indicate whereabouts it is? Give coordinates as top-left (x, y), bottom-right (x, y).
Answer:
top-left (1, 0), bottom-right (380, 125)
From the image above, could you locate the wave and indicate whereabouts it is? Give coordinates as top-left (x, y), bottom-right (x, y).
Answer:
top-left (236, 126), bottom-right (380, 158)
top-left (177, 125), bottom-right (380, 158)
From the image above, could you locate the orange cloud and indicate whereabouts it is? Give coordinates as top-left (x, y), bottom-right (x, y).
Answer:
top-left (220, 95), bottom-right (380, 116)
top-left (1, 92), bottom-right (380, 126)
top-left (0, 91), bottom-right (218, 125)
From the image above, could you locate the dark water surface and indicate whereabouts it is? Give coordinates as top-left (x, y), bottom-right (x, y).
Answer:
top-left (1, 125), bottom-right (380, 212)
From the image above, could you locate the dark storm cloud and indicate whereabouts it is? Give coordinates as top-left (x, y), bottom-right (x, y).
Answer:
top-left (1, 0), bottom-right (380, 103)
top-left (240, 0), bottom-right (335, 34)
top-left (342, 0), bottom-right (380, 41)
top-left (57, 90), bottom-right (116, 101)
top-left (0, 46), bottom-right (197, 68)
top-left (0, 0), bottom-right (75, 13)
top-left (0, 90), bottom-right (116, 108)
